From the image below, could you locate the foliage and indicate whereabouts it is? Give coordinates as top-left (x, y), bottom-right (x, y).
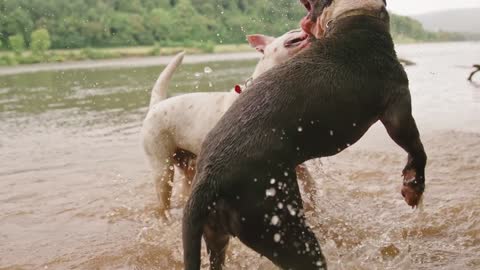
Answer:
top-left (0, 54), bottom-right (17, 65)
top-left (31, 28), bottom-right (51, 55)
top-left (0, 0), bottom-right (469, 51)
top-left (8, 34), bottom-right (25, 54)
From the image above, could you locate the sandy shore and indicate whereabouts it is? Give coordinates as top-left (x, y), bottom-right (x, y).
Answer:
top-left (0, 52), bottom-right (261, 76)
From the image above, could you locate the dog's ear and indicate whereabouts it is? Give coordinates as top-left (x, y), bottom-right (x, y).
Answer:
top-left (246, 34), bottom-right (275, 54)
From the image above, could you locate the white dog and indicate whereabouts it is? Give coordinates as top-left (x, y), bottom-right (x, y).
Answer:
top-left (142, 30), bottom-right (315, 218)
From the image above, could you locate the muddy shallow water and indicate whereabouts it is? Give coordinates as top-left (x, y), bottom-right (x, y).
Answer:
top-left (1, 42), bottom-right (479, 270)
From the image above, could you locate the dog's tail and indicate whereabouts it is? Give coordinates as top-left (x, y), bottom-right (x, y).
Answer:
top-left (182, 181), bottom-right (214, 270)
top-left (149, 51), bottom-right (185, 109)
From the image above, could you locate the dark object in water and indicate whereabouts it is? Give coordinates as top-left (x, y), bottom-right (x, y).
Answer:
top-left (398, 58), bottom-right (415, 66)
top-left (468, 64), bottom-right (480, 81)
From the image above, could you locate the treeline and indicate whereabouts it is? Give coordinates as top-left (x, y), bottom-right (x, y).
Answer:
top-left (390, 14), bottom-right (468, 42)
top-left (0, 0), bottom-right (469, 50)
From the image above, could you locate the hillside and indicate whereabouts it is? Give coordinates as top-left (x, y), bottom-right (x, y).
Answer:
top-left (0, 0), bottom-right (469, 51)
top-left (414, 8), bottom-right (480, 34)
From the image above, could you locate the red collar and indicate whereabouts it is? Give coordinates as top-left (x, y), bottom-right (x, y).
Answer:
top-left (234, 85), bottom-right (243, 94)
top-left (234, 77), bottom-right (253, 95)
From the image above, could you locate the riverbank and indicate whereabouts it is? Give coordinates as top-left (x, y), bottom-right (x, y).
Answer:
top-left (0, 51), bottom-right (260, 76)
top-left (0, 44), bottom-right (252, 68)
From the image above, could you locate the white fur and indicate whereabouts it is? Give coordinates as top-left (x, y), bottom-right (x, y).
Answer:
top-left (142, 30), bottom-right (315, 217)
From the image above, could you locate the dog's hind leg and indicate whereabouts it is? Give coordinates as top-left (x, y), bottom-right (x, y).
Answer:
top-left (173, 149), bottom-right (197, 203)
top-left (154, 159), bottom-right (174, 219)
top-left (236, 167), bottom-right (326, 270)
top-left (144, 136), bottom-right (176, 219)
top-left (204, 225), bottom-right (230, 270)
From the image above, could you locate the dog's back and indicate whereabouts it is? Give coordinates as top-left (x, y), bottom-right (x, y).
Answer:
top-left (198, 16), bottom-right (406, 176)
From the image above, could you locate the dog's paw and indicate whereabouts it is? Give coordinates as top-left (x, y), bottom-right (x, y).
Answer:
top-left (401, 169), bottom-right (424, 208)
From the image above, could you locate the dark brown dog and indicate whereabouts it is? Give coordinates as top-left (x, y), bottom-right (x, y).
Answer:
top-left (183, 1), bottom-right (427, 269)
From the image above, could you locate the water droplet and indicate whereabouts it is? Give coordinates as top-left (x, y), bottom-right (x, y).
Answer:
top-left (271, 215), bottom-right (280, 225)
top-left (266, 188), bottom-right (276, 197)
top-left (287, 204), bottom-right (296, 216)
top-left (208, 82), bottom-right (213, 87)
top-left (284, 171), bottom-right (289, 176)
top-left (194, 72), bottom-right (202, 78)
top-left (330, 130), bottom-right (334, 136)
top-left (298, 126), bottom-right (303, 132)
top-left (277, 202), bottom-right (284, 209)
top-left (274, 233), bottom-right (281, 242)
top-left (204, 66), bottom-right (213, 74)
top-left (353, 123), bottom-right (357, 127)
top-left (270, 178), bottom-right (276, 184)
top-left (253, 178), bottom-right (258, 182)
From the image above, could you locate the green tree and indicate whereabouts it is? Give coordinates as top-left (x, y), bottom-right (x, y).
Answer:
top-left (0, 0), bottom-right (468, 50)
top-left (30, 28), bottom-right (51, 55)
top-left (145, 8), bottom-right (174, 43)
top-left (8, 34), bottom-right (25, 55)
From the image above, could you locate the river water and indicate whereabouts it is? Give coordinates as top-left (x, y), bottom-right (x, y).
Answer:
top-left (1, 42), bottom-right (479, 270)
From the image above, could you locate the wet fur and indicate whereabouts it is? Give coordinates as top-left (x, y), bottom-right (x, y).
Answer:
top-left (142, 32), bottom-right (317, 218)
top-left (183, 13), bottom-right (427, 270)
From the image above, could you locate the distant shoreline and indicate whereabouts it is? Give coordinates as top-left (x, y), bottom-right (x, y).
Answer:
top-left (0, 51), bottom-right (260, 76)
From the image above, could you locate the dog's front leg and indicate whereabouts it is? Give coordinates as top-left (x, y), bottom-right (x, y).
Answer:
top-left (381, 91), bottom-right (427, 208)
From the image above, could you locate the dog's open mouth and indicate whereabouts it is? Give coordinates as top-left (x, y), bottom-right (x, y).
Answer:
top-left (299, 0), bottom-right (317, 37)
top-left (300, 0), bottom-right (312, 12)
top-left (284, 31), bottom-right (309, 48)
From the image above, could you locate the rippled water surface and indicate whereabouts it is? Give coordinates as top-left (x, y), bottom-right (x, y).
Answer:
top-left (1, 42), bottom-right (479, 270)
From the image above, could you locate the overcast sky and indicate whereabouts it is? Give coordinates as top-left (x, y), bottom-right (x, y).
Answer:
top-left (387, 0), bottom-right (480, 15)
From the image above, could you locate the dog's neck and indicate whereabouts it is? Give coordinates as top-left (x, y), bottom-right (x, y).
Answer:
top-left (304, 13), bottom-right (397, 71)
top-left (325, 10), bottom-right (390, 38)
top-left (251, 57), bottom-right (275, 80)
